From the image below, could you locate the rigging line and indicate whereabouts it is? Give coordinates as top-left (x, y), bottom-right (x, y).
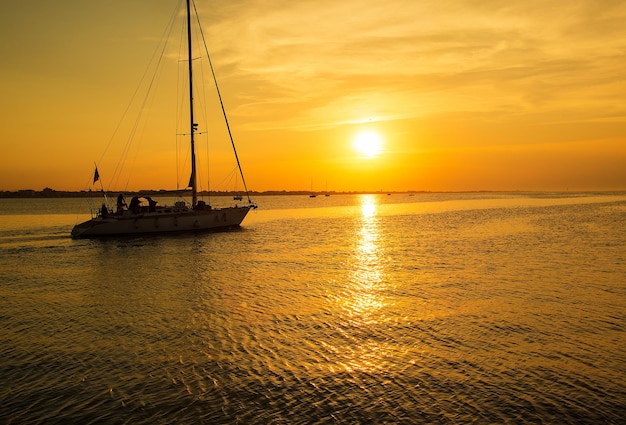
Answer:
top-left (193, 32), bottom-right (211, 201)
top-left (102, 0), bottom-right (181, 192)
top-left (181, 36), bottom-right (210, 197)
top-left (210, 166), bottom-right (238, 192)
top-left (192, 0), bottom-right (254, 205)
top-left (175, 14), bottom-right (188, 193)
top-left (204, 124), bottom-right (210, 205)
top-left (119, 5), bottom-right (181, 192)
top-left (175, 7), bottom-right (203, 200)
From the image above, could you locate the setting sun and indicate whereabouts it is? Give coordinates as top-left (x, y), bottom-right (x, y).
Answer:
top-left (353, 131), bottom-right (383, 158)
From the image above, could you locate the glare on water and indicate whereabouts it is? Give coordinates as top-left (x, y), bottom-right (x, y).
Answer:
top-left (1, 193), bottom-right (625, 423)
top-left (335, 195), bottom-right (391, 373)
top-left (348, 195), bottom-right (385, 320)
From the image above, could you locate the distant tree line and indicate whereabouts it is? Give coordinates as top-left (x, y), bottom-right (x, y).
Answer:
top-left (0, 188), bottom-right (393, 198)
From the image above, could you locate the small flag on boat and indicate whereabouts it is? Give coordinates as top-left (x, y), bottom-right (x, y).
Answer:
top-left (93, 167), bottom-right (100, 184)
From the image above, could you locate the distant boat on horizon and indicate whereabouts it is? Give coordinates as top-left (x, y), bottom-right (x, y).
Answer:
top-left (71, 0), bottom-right (256, 238)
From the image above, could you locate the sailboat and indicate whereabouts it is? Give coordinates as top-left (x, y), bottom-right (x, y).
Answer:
top-left (233, 173), bottom-right (243, 201)
top-left (309, 178), bottom-right (317, 198)
top-left (71, 0), bottom-right (255, 238)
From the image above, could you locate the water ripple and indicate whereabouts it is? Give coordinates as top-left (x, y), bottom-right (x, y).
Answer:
top-left (1, 195), bottom-right (625, 423)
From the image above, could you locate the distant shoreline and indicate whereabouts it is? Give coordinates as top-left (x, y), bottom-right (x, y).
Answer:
top-left (1, 188), bottom-right (624, 199)
top-left (0, 188), bottom-right (410, 199)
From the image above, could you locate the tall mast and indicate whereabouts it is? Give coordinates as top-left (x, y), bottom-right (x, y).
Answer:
top-left (186, 0), bottom-right (197, 206)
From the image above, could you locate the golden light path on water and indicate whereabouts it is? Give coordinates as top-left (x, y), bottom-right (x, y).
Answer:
top-left (334, 194), bottom-right (396, 374)
top-left (348, 195), bottom-right (384, 322)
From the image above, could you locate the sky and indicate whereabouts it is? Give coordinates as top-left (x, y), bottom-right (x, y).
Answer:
top-left (1, 0), bottom-right (625, 193)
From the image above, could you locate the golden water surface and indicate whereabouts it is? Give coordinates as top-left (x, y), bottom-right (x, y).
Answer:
top-left (1, 192), bottom-right (625, 423)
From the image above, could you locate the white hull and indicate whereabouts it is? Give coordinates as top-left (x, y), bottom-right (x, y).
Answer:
top-left (71, 205), bottom-right (251, 238)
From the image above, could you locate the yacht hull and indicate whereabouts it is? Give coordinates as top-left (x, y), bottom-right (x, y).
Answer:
top-left (71, 205), bottom-right (251, 238)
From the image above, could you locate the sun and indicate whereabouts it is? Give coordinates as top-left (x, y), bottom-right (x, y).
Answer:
top-left (353, 130), bottom-right (383, 158)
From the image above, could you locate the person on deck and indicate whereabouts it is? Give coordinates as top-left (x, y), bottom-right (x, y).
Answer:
top-left (129, 196), bottom-right (141, 214)
top-left (145, 197), bottom-right (158, 213)
top-left (116, 194), bottom-right (127, 215)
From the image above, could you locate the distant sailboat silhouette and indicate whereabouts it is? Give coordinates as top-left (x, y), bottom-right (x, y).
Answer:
top-left (309, 178), bottom-right (317, 198)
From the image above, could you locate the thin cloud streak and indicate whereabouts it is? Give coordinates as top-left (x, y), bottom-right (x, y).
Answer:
top-left (203, 0), bottom-right (625, 133)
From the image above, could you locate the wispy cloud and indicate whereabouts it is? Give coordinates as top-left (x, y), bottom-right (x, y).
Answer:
top-left (198, 0), bottom-right (625, 132)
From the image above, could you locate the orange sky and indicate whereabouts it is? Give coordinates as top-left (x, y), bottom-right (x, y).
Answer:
top-left (1, 0), bottom-right (625, 193)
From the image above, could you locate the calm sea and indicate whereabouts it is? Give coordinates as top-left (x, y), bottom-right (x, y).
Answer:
top-left (1, 192), bottom-right (625, 424)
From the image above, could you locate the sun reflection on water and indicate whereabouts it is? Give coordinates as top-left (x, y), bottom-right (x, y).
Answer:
top-left (334, 194), bottom-right (393, 373)
top-left (348, 195), bottom-right (384, 321)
